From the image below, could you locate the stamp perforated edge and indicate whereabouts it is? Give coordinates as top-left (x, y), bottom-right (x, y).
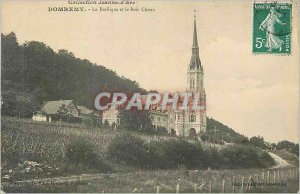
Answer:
top-left (251, 1), bottom-right (293, 56)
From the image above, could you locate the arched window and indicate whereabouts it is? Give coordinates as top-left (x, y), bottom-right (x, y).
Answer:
top-left (189, 111), bottom-right (196, 122)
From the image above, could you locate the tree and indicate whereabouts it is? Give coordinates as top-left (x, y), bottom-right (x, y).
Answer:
top-left (277, 140), bottom-right (295, 151)
top-left (148, 90), bottom-right (159, 93)
top-left (200, 134), bottom-right (209, 141)
top-left (111, 122), bottom-right (116, 130)
top-left (1, 32), bottom-right (24, 83)
top-left (103, 119), bottom-right (110, 128)
top-left (118, 110), bottom-right (153, 132)
top-left (276, 140), bottom-right (298, 155)
top-left (1, 32), bottom-right (146, 118)
top-left (271, 143), bottom-right (277, 150)
top-left (56, 104), bottom-right (73, 123)
top-left (291, 143), bottom-right (299, 156)
top-left (249, 136), bottom-right (267, 149)
top-left (1, 90), bottom-right (40, 118)
top-left (1, 92), bottom-right (17, 117)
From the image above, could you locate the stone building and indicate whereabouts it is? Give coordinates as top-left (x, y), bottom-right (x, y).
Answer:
top-left (32, 100), bottom-right (98, 123)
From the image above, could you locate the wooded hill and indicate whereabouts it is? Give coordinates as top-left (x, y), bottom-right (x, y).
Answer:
top-left (1, 32), bottom-right (146, 117)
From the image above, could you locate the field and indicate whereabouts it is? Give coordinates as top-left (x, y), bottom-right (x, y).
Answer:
top-left (2, 167), bottom-right (299, 193)
top-left (1, 117), bottom-right (299, 193)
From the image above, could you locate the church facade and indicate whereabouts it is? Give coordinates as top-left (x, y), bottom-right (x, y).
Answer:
top-left (102, 15), bottom-right (207, 138)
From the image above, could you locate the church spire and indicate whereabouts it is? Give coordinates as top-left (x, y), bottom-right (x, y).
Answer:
top-left (193, 11), bottom-right (198, 49)
top-left (189, 10), bottom-right (201, 70)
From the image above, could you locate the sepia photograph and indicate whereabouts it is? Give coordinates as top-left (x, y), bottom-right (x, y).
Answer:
top-left (1, 0), bottom-right (299, 193)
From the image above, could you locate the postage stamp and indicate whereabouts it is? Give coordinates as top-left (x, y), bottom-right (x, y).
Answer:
top-left (252, 3), bottom-right (292, 54)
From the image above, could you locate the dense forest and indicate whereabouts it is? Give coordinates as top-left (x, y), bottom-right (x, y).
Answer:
top-left (1, 32), bottom-right (146, 117)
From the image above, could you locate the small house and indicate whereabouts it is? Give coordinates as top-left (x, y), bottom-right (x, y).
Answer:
top-left (32, 100), bottom-right (80, 122)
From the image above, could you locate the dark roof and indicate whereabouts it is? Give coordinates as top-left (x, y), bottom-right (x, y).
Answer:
top-left (41, 100), bottom-right (73, 115)
top-left (78, 106), bottom-right (94, 115)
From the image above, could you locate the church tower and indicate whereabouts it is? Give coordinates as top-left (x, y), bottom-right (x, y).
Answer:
top-left (186, 12), bottom-right (207, 134)
top-left (187, 12), bottom-right (204, 93)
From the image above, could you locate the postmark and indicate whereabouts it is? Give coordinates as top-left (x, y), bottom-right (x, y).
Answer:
top-left (252, 2), bottom-right (292, 54)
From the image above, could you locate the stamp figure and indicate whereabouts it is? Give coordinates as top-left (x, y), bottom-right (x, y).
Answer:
top-left (253, 3), bottom-right (291, 54)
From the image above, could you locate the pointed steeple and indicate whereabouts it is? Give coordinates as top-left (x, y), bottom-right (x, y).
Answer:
top-left (193, 12), bottom-right (198, 49)
top-left (189, 10), bottom-right (202, 70)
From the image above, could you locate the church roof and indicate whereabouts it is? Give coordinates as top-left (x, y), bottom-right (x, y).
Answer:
top-left (148, 94), bottom-right (205, 112)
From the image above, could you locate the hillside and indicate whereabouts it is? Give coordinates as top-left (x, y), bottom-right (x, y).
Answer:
top-left (206, 117), bottom-right (248, 143)
top-left (269, 150), bottom-right (299, 167)
top-left (1, 32), bottom-right (146, 117)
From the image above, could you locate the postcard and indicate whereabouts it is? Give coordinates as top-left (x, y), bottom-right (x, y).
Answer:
top-left (1, 0), bottom-right (299, 193)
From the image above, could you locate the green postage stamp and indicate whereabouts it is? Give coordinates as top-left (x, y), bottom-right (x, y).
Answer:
top-left (253, 3), bottom-right (292, 54)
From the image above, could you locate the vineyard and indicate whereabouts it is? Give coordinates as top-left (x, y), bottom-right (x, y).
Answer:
top-left (1, 116), bottom-right (182, 180)
top-left (1, 116), bottom-right (220, 167)
top-left (1, 117), bottom-right (118, 162)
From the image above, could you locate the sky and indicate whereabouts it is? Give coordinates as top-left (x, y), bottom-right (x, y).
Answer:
top-left (1, 0), bottom-right (299, 143)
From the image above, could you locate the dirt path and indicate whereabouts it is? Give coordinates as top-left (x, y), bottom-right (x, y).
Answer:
top-left (268, 152), bottom-right (292, 169)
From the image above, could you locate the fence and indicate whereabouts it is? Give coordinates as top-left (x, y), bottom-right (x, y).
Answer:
top-left (152, 167), bottom-right (299, 193)
top-left (2, 167), bottom-right (299, 193)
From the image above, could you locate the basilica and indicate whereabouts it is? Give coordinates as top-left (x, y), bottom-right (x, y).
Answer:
top-left (102, 14), bottom-right (207, 138)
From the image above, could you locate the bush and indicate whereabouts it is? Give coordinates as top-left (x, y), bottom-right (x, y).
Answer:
top-left (83, 117), bottom-right (101, 128)
top-left (156, 126), bottom-right (168, 135)
top-left (148, 140), bottom-right (205, 169)
top-left (107, 135), bottom-right (208, 169)
top-left (220, 144), bottom-right (275, 168)
top-left (65, 139), bottom-right (111, 172)
top-left (107, 133), bottom-right (148, 167)
top-left (202, 147), bottom-right (222, 169)
top-left (106, 134), bottom-right (275, 170)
